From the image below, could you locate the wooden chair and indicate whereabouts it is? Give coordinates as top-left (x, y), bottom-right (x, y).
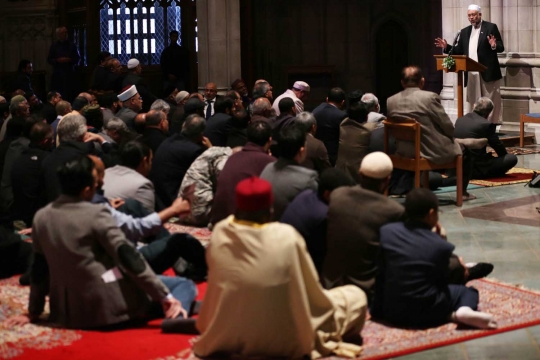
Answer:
top-left (520, 114), bottom-right (540, 147)
top-left (383, 118), bottom-right (463, 207)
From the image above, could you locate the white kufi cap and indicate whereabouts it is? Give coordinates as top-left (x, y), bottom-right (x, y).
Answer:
top-left (359, 151), bottom-right (393, 179)
top-left (118, 85), bottom-right (138, 101)
top-left (175, 91), bottom-right (190, 104)
top-left (293, 81), bottom-right (310, 92)
top-left (468, 4), bottom-right (481, 12)
top-left (127, 58), bottom-right (140, 69)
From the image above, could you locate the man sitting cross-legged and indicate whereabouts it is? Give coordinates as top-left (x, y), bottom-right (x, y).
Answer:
top-left (4, 156), bottom-right (197, 329)
top-left (194, 177), bottom-right (367, 359)
top-left (371, 188), bottom-right (497, 330)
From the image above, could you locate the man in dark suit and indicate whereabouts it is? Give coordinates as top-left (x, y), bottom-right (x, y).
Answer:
top-left (372, 188), bottom-right (497, 330)
top-left (151, 114), bottom-right (208, 210)
top-left (435, 4), bottom-right (504, 123)
top-left (203, 82), bottom-right (222, 120)
top-left (322, 152), bottom-right (404, 301)
top-left (41, 91), bottom-right (62, 124)
top-left (313, 88), bottom-right (347, 166)
top-left (455, 97), bottom-right (517, 179)
top-left (140, 110), bottom-right (169, 155)
top-left (203, 97), bottom-right (233, 147)
top-left (103, 58), bottom-right (124, 93)
top-left (295, 111), bottom-right (331, 174)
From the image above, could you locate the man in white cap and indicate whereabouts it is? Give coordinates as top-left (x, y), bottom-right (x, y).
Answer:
top-left (322, 152), bottom-right (405, 302)
top-left (435, 4), bottom-right (504, 124)
top-left (122, 58), bottom-right (157, 112)
top-left (272, 81), bottom-right (310, 116)
top-left (116, 85), bottom-right (143, 130)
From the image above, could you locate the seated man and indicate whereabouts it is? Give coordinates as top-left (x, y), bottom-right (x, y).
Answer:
top-left (260, 124), bottom-right (318, 220)
top-left (151, 114), bottom-right (209, 210)
top-left (281, 168), bottom-right (354, 274)
top-left (140, 109), bottom-right (169, 155)
top-left (336, 102), bottom-right (377, 183)
top-left (361, 93), bottom-right (386, 127)
top-left (455, 97), bottom-right (517, 179)
top-left (211, 120), bottom-right (275, 226)
top-left (203, 97), bottom-right (233, 147)
top-left (194, 177), bottom-right (367, 359)
top-left (178, 146), bottom-right (235, 227)
top-left (322, 152), bottom-right (405, 300)
top-left (387, 65), bottom-right (484, 201)
top-left (103, 141), bottom-right (156, 213)
top-left (4, 156), bottom-right (196, 329)
top-left (296, 111), bottom-right (331, 174)
top-left (371, 188), bottom-right (497, 330)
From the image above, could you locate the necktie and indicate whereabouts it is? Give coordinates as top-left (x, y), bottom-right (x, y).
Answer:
top-left (206, 100), bottom-right (213, 120)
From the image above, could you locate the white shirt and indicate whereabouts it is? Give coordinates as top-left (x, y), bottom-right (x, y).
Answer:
top-left (468, 20), bottom-right (482, 64)
top-left (204, 97), bottom-right (215, 117)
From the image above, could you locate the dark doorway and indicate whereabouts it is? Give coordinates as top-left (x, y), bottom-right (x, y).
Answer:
top-left (376, 20), bottom-right (409, 114)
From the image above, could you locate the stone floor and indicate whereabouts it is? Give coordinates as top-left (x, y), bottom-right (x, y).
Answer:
top-left (396, 147), bottom-right (540, 359)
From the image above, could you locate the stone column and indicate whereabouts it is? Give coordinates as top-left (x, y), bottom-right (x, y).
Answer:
top-left (439, 0), bottom-right (458, 121)
top-left (196, 0), bottom-right (241, 94)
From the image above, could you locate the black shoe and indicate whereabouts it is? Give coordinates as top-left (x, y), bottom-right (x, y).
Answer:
top-left (19, 273), bottom-right (31, 286)
top-left (468, 263), bottom-right (494, 281)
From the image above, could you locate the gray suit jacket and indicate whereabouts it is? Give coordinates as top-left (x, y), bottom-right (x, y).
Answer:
top-left (30, 196), bottom-right (169, 329)
top-left (336, 118), bottom-right (376, 183)
top-left (103, 165), bottom-right (155, 212)
top-left (386, 87), bottom-right (461, 164)
top-left (260, 158), bottom-right (318, 221)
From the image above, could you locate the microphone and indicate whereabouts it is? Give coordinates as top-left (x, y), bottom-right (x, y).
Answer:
top-left (448, 31), bottom-right (460, 55)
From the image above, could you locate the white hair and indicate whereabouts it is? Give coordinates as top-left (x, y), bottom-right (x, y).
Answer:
top-left (58, 114), bottom-right (87, 142)
top-left (150, 99), bottom-right (171, 114)
top-left (361, 93), bottom-right (379, 112)
top-left (295, 111), bottom-right (317, 133)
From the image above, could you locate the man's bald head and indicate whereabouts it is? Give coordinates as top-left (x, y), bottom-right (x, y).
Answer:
top-left (401, 65), bottom-right (424, 89)
top-left (204, 82), bottom-right (217, 101)
top-left (251, 97), bottom-right (272, 117)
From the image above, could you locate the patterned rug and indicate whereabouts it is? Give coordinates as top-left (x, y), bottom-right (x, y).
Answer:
top-left (488, 147), bottom-right (540, 156)
top-left (164, 222), bottom-right (212, 246)
top-left (470, 167), bottom-right (537, 187)
top-left (2, 278), bottom-right (540, 360)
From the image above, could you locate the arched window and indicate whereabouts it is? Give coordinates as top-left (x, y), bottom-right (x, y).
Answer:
top-left (99, 0), bottom-right (182, 65)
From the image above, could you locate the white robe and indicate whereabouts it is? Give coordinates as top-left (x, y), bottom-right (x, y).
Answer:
top-left (193, 216), bottom-right (367, 359)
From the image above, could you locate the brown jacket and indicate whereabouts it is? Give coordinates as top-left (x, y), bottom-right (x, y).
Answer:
top-left (30, 196), bottom-right (169, 329)
top-left (300, 134), bottom-right (331, 174)
top-left (335, 118), bottom-right (376, 183)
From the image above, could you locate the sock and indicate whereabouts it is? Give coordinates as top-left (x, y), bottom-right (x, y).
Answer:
top-left (455, 306), bottom-right (498, 329)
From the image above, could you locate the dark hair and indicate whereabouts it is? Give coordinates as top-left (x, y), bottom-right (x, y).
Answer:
top-left (318, 168), bottom-right (354, 198)
top-left (170, 30), bottom-right (179, 36)
top-left (97, 51), bottom-right (111, 64)
top-left (72, 96), bottom-right (89, 112)
top-left (120, 141), bottom-right (151, 169)
top-left (99, 92), bottom-right (119, 108)
top-left (247, 120), bottom-right (272, 146)
top-left (348, 89), bottom-right (364, 105)
top-left (214, 96), bottom-right (234, 114)
top-left (18, 60), bottom-right (31, 72)
top-left (230, 78), bottom-right (244, 89)
top-left (0, 103), bottom-right (9, 117)
top-left (11, 114), bottom-right (42, 138)
top-left (401, 65), bottom-right (423, 87)
top-left (29, 122), bottom-right (53, 144)
top-left (145, 109), bottom-right (165, 126)
top-left (225, 90), bottom-right (240, 100)
top-left (231, 108), bottom-right (249, 128)
top-left (181, 114), bottom-right (206, 139)
top-left (347, 102), bottom-right (369, 123)
top-left (46, 91), bottom-right (59, 102)
top-left (57, 156), bottom-right (96, 196)
top-left (405, 188), bottom-right (438, 220)
top-left (184, 98), bottom-right (205, 115)
top-left (24, 91), bottom-right (35, 100)
top-left (81, 105), bottom-right (104, 130)
top-left (278, 97), bottom-right (295, 114)
top-left (278, 124), bottom-right (306, 159)
top-left (327, 87), bottom-right (346, 104)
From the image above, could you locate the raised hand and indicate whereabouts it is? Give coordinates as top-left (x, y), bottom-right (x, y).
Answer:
top-left (487, 34), bottom-right (497, 48)
top-left (434, 37), bottom-right (448, 49)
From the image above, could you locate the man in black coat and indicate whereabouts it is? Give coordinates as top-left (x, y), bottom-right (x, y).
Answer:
top-left (313, 88), bottom-right (347, 165)
top-left (435, 4), bottom-right (504, 123)
top-left (203, 97), bottom-right (233, 147)
top-left (41, 91), bottom-right (62, 124)
top-left (454, 97), bottom-right (517, 179)
top-left (140, 110), bottom-right (169, 155)
top-left (150, 114), bottom-right (208, 210)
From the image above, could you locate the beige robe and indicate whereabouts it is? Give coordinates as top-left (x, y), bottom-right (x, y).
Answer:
top-left (193, 216), bottom-right (367, 359)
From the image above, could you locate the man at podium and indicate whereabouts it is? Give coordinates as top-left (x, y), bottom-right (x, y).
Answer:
top-left (434, 4), bottom-right (504, 124)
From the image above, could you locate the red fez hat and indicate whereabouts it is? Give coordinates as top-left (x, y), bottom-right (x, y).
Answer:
top-left (235, 177), bottom-right (273, 212)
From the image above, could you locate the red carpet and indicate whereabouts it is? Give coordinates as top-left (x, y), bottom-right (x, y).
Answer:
top-left (470, 167), bottom-right (537, 187)
top-left (2, 278), bottom-right (540, 359)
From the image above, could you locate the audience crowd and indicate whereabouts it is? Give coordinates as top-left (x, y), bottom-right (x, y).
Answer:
top-left (0, 45), bottom-right (510, 358)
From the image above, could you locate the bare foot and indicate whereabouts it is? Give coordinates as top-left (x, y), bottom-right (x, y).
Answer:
top-left (463, 193), bottom-right (477, 201)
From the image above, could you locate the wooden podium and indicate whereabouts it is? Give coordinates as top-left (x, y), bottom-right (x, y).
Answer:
top-left (434, 55), bottom-right (487, 118)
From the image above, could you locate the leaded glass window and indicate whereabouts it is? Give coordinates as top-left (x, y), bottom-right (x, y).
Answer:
top-left (99, 0), bottom-right (182, 65)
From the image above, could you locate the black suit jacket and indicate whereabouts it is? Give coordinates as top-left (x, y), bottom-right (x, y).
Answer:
top-left (150, 133), bottom-right (205, 210)
top-left (445, 20), bottom-right (504, 86)
top-left (122, 74), bottom-right (158, 112)
top-left (313, 103), bottom-right (347, 165)
top-left (454, 111), bottom-right (507, 176)
top-left (41, 102), bottom-right (57, 124)
top-left (140, 127), bottom-right (168, 155)
top-left (203, 112), bottom-right (232, 147)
